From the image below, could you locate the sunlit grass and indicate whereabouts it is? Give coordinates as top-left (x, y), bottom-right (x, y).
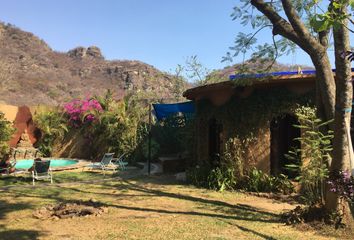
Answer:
top-left (0, 173), bottom-right (347, 240)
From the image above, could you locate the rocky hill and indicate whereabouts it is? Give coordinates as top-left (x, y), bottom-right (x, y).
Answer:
top-left (0, 22), bottom-right (186, 106)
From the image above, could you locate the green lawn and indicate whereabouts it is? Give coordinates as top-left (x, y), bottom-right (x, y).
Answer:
top-left (0, 171), bottom-right (348, 240)
top-left (0, 170), bottom-right (118, 188)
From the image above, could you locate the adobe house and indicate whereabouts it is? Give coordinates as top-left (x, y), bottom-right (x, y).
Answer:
top-left (183, 71), bottom-right (331, 177)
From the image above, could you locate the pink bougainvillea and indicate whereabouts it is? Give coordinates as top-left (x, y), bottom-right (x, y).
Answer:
top-left (63, 98), bottom-right (102, 127)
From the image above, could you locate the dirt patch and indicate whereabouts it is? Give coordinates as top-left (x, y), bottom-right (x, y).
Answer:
top-left (33, 199), bottom-right (108, 220)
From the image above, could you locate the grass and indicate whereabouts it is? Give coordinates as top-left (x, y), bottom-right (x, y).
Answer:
top-left (0, 170), bottom-right (118, 187)
top-left (0, 170), bottom-right (348, 240)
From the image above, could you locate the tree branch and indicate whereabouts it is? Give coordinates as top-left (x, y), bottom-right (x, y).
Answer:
top-left (281, 0), bottom-right (311, 37)
top-left (250, 0), bottom-right (325, 54)
top-left (281, 0), bottom-right (324, 50)
top-left (264, 35), bottom-right (279, 72)
top-left (243, 24), bottom-right (272, 50)
top-left (319, 30), bottom-right (330, 47)
top-left (250, 0), bottom-right (298, 40)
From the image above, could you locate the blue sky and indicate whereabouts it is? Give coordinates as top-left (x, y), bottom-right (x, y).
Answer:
top-left (0, 0), bottom-right (335, 74)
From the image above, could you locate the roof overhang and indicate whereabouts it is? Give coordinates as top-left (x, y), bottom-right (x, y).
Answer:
top-left (183, 73), bottom-right (318, 101)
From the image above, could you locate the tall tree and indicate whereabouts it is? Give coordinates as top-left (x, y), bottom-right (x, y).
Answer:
top-left (228, 0), bottom-right (353, 225)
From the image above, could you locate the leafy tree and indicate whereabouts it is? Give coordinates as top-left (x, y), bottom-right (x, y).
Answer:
top-left (173, 55), bottom-right (225, 86)
top-left (33, 107), bottom-right (68, 157)
top-left (228, 0), bottom-right (353, 225)
top-left (86, 92), bottom-right (150, 160)
top-left (170, 64), bottom-right (188, 100)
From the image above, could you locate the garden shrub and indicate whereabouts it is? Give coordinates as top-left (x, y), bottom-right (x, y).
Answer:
top-left (186, 138), bottom-right (294, 194)
top-left (207, 165), bottom-right (237, 191)
top-left (85, 100), bottom-right (144, 160)
top-left (187, 165), bottom-right (294, 194)
top-left (204, 138), bottom-right (243, 191)
top-left (187, 138), bottom-right (294, 194)
top-left (328, 170), bottom-right (354, 203)
top-left (285, 106), bottom-right (332, 205)
top-left (0, 111), bottom-right (15, 157)
top-left (33, 106), bottom-right (68, 157)
top-left (141, 138), bottom-right (160, 160)
top-left (186, 164), bottom-right (213, 188)
top-left (242, 168), bottom-right (294, 194)
top-left (63, 97), bottom-right (102, 127)
top-left (152, 114), bottom-right (194, 155)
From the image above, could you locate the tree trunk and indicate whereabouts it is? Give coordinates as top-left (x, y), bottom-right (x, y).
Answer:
top-left (310, 53), bottom-right (336, 129)
top-left (325, 4), bottom-right (354, 227)
top-left (249, 0), bottom-right (353, 227)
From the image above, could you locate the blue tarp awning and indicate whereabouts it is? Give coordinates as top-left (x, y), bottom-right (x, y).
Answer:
top-left (152, 101), bottom-right (195, 120)
top-left (229, 68), bottom-right (354, 80)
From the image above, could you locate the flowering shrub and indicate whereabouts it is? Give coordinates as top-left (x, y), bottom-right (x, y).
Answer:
top-left (63, 98), bottom-right (102, 127)
top-left (328, 170), bottom-right (354, 202)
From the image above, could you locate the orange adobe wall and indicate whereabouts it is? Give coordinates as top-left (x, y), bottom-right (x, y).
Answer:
top-left (0, 104), bottom-right (37, 147)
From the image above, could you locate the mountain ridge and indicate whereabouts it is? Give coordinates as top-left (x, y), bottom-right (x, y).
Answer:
top-left (0, 22), bottom-right (186, 106)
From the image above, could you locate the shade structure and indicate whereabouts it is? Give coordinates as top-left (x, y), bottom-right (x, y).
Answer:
top-left (152, 101), bottom-right (195, 120)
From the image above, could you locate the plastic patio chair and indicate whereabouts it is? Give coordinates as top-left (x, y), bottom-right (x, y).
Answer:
top-left (31, 160), bottom-right (53, 185)
top-left (0, 159), bottom-right (16, 175)
top-left (84, 153), bottom-right (118, 174)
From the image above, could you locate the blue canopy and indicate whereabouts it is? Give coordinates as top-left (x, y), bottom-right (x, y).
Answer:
top-left (229, 70), bottom-right (316, 80)
top-left (153, 101), bottom-right (195, 120)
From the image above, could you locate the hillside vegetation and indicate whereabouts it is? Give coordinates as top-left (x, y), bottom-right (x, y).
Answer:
top-left (0, 22), bottom-right (187, 106)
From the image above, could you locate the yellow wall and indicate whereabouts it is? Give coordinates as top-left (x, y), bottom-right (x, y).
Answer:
top-left (0, 103), bottom-right (18, 122)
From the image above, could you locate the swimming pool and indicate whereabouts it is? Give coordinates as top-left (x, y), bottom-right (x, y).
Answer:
top-left (15, 159), bottom-right (79, 170)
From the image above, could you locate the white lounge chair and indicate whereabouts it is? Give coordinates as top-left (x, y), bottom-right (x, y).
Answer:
top-left (112, 153), bottom-right (128, 171)
top-left (84, 153), bottom-right (120, 174)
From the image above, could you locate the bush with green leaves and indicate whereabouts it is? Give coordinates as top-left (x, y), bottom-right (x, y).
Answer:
top-left (204, 138), bottom-right (244, 191)
top-left (285, 106), bottom-right (332, 205)
top-left (33, 107), bottom-right (68, 157)
top-left (0, 111), bottom-right (15, 157)
top-left (151, 114), bottom-right (194, 155)
top-left (187, 165), bottom-right (294, 194)
top-left (142, 138), bottom-right (160, 160)
top-left (242, 168), bottom-right (294, 194)
top-left (86, 100), bottom-right (141, 159)
top-left (186, 164), bottom-right (213, 188)
top-left (207, 165), bottom-right (237, 191)
top-left (186, 138), bottom-right (294, 193)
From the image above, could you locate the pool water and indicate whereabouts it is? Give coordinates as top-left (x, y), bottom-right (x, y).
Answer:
top-left (15, 159), bottom-right (78, 169)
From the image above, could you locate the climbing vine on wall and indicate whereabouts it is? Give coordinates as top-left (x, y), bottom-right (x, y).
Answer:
top-left (197, 87), bottom-right (315, 141)
top-left (193, 86), bottom-right (316, 180)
